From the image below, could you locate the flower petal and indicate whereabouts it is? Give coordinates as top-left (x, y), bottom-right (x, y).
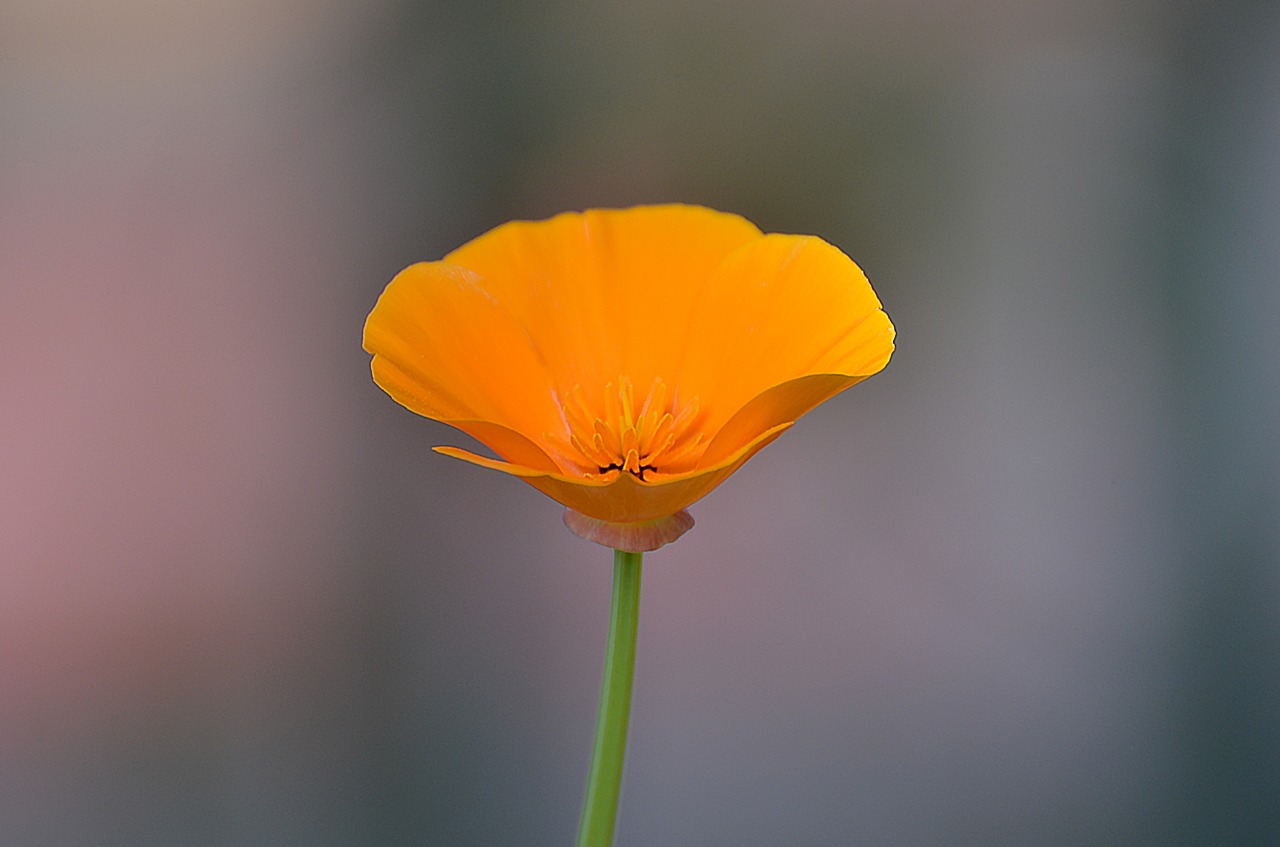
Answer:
top-left (445, 419), bottom-right (563, 474)
top-left (700, 373), bottom-right (864, 466)
top-left (441, 205), bottom-right (763, 402)
top-left (372, 357), bottom-right (566, 473)
top-left (436, 421), bottom-right (795, 524)
top-left (363, 261), bottom-right (565, 440)
top-left (676, 233), bottom-right (895, 437)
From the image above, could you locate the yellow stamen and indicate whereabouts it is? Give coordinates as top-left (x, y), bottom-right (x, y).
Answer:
top-left (555, 377), bottom-right (704, 480)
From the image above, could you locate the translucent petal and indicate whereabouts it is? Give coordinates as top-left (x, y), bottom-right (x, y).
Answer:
top-left (677, 233), bottom-right (894, 437)
top-left (363, 261), bottom-right (565, 439)
top-left (442, 205), bottom-right (762, 409)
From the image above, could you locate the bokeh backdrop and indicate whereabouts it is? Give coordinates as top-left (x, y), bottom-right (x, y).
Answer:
top-left (3, 1), bottom-right (1278, 844)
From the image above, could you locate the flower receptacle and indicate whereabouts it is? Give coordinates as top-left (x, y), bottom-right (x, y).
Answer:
top-left (563, 509), bottom-right (694, 552)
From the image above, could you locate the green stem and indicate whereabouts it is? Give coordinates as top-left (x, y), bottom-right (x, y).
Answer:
top-left (575, 549), bottom-right (643, 847)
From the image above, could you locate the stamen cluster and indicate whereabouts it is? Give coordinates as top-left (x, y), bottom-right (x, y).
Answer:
top-left (557, 377), bottom-right (703, 480)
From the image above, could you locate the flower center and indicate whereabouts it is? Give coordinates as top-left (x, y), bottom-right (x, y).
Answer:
top-left (557, 377), bottom-right (703, 481)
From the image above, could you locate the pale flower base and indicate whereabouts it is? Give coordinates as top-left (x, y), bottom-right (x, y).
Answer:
top-left (563, 509), bottom-right (695, 552)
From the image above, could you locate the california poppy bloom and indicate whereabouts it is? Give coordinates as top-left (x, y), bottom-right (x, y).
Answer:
top-left (363, 204), bottom-right (894, 550)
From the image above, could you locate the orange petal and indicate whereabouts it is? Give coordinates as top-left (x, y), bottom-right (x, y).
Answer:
top-left (700, 373), bottom-right (863, 466)
top-left (441, 205), bottom-right (763, 402)
top-left (676, 233), bottom-right (895, 436)
top-left (445, 419), bottom-right (562, 474)
top-left (363, 261), bottom-right (565, 439)
top-left (435, 422), bottom-right (794, 524)
top-left (433, 445), bottom-right (559, 478)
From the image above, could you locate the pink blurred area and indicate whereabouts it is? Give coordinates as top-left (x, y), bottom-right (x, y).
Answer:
top-left (0, 3), bottom-right (384, 836)
top-left (2, 165), bottom-right (340, 698)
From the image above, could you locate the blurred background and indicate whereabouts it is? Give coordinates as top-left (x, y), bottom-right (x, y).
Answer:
top-left (2, 0), bottom-right (1278, 844)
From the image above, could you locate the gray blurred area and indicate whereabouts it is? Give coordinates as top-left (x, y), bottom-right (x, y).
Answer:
top-left (2, 1), bottom-right (1278, 844)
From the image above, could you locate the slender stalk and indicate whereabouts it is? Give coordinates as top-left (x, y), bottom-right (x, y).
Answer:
top-left (575, 549), bottom-right (643, 847)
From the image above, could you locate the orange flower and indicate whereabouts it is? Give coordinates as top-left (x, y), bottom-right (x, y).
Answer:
top-left (363, 205), bottom-right (894, 550)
